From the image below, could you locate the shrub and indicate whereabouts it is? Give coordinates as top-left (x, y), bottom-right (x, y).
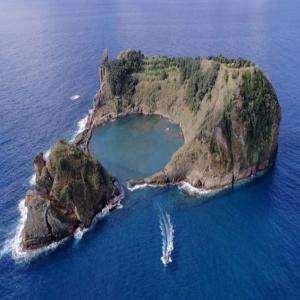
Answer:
top-left (160, 70), bottom-right (168, 80)
top-left (224, 70), bottom-right (229, 83)
top-left (177, 58), bottom-right (195, 83)
top-left (107, 50), bottom-right (143, 97)
top-left (207, 55), bottom-right (253, 68)
top-left (239, 69), bottom-right (277, 162)
top-left (185, 63), bottom-right (220, 112)
top-left (221, 105), bottom-right (232, 143)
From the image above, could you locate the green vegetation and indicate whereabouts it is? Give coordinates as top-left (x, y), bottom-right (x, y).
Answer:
top-left (175, 58), bottom-right (220, 112)
top-left (177, 58), bottom-right (197, 83)
top-left (107, 50), bottom-right (143, 97)
top-left (224, 70), bottom-right (229, 83)
top-left (239, 69), bottom-right (277, 162)
top-left (221, 104), bottom-right (233, 143)
top-left (207, 55), bottom-right (253, 68)
top-left (185, 62), bottom-right (220, 112)
top-left (49, 141), bottom-right (112, 220)
top-left (133, 56), bottom-right (177, 81)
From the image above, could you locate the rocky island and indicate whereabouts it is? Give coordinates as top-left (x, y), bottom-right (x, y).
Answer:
top-left (76, 49), bottom-right (281, 190)
top-left (21, 49), bottom-right (280, 250)
top-left (22, 141), bottom-right (120, 250)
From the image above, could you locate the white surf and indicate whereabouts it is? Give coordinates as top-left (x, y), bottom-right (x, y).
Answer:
top-left (10, 113), bottom-right (91, 260)
top-left (70, 114), bottom-right (89, 142)
top-left (70, 94), bottom-right (80, 101)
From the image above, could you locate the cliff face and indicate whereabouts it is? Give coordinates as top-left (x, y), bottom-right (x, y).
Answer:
top-left (77, 50), bottom-right (281, 190)
top-left (22, 141), bottom-right (119, 250)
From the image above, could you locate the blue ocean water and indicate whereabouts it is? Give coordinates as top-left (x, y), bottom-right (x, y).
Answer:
top-left (1, 0), bottom-right (300, 299)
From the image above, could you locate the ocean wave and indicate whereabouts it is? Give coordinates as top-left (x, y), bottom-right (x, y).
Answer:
top-left (127, 183), bottom-right (148, 191)
top-left (70, 94), bottom-right (80, 101)
top-left (178, 182), bottom-right (214, 196)
top-left (0, 199), bottom-right (67, 262)
top-left (127, 182), bottom-right (167, 191)
top-left (70, 114), bottom-right (89, 142)
top-left (28, 149), bottom-right (51, 186)
top-left (29, 173), bottom-right (36, 186)
top-left (179, 169), bottom-right (270, 197)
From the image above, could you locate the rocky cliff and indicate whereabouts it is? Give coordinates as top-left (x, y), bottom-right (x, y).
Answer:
top-left (76, 49), bottom-right (281, 190)
top-left (22, 141), bottom-right (119, 250)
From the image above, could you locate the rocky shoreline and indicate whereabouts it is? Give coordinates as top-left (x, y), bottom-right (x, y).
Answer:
top-left (20, 49), bottom-right (281, 251)
top-left (21, 142), bottom-right (122, 250)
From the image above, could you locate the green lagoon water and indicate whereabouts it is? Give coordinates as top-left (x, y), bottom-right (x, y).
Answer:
top-left (89, 115), bottom-right (184, 184)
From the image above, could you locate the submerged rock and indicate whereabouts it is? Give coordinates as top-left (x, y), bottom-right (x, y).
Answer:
top-left (22, 141), bottom-right (119, 250)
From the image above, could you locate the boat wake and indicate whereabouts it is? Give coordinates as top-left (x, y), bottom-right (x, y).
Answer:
top-left (159, 211), bottom-right (174, 267)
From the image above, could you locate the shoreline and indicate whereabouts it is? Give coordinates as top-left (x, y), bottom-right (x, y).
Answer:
top-left (5, 179), bottom-right (125, 262)
top-left (126, 166), bottom-right (271, 197)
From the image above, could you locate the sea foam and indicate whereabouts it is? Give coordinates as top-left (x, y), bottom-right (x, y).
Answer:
top-left (70, 94), bottom-right (80, 101)
top-left (70, 113), bottom-right (89, 142)
top-left (178, 182), bottom-right (213, 196)
top-left (5, 181), bottom-right (125, 262)
top-left (0, 199), bottom-right (68, 262)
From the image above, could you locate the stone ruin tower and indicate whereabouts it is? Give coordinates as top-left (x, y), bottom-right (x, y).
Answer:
top-left (99, 48), bottom-right (109, 87)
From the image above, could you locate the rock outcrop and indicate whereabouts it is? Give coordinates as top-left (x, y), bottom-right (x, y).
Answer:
top-left (76, 49), bottom-right (281, 190)
top-left (22, 141), bottom-right (119, 250)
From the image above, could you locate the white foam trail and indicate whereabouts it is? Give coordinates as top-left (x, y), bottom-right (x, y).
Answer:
top-left (160, 212), bottom-right (174, 267)
top-left (70, 94), bottom-right (80, 101)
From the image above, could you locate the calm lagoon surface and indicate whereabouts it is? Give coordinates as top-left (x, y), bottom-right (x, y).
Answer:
top-left (1, 0), bottom-right (300, 299)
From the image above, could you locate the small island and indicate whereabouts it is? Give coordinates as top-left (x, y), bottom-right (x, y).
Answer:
top-left (22, 49), bottom-right (281, 250)
top-left (76, 49), bottom-right (281, 190)
top-left (22, 141), bottom-right (120, 249)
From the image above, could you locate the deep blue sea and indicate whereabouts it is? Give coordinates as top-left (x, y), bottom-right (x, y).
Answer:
top-left (1, 0), bottom-right (300, 299)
